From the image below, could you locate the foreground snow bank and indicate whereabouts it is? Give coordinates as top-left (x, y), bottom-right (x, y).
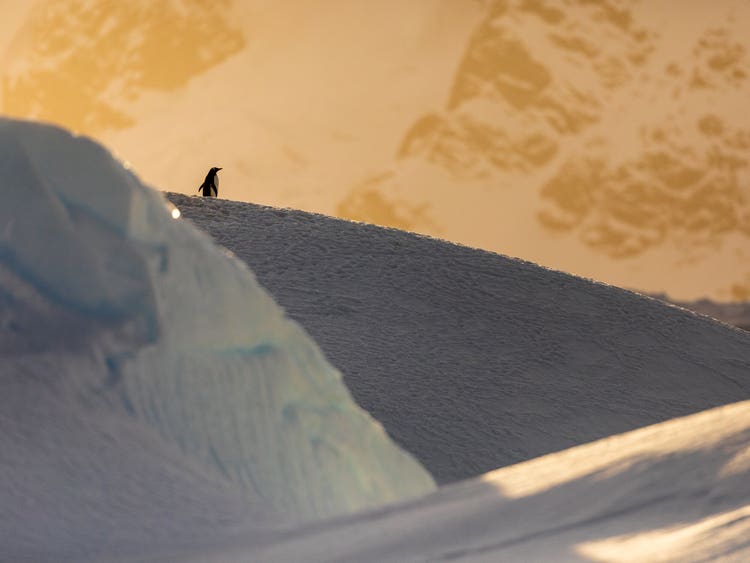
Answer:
top-left (186, 399), bottom-right (750, 562)
top-left (0, 118), bottom-right (434, 525)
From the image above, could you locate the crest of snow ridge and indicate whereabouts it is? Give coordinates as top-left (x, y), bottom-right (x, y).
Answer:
top-left (0, 118), bottom-right (435, 519)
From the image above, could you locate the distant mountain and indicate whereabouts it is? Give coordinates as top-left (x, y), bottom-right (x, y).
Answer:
top-left (651, 293), bottom-right (750, 332)
top-left (1, 0), bottom-right (478, 211)
top-left (338, 0), bottom-right (750, 301)
top-left (2, 0), bottom-right (749, 300)
top-left (2, 0), bottom-right (245, 131)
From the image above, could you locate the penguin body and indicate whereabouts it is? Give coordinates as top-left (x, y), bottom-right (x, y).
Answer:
top-left (198, 167), bottom-right (222, 197)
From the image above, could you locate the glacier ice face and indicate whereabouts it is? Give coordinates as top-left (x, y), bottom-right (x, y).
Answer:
top-left (0, 118), bottom-right (435, 519)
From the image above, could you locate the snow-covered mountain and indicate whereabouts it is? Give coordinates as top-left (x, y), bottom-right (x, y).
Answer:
top-left (351, 0), bottom-right (750, 302)
top-left (3, 0), bottom-right (749, 301)
top-left (0, 0), bottom-right (480, 211)
top-left (3, 118), bottom-right (750, 560)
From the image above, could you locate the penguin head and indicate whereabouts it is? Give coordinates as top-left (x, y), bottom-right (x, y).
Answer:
top-left (210, 167), bottom-right (222, 174)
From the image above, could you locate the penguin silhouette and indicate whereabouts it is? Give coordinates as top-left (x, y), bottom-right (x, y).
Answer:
top-left (198, 167), bottom-right (222, 197)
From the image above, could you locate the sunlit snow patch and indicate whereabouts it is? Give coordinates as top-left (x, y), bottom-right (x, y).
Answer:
top-left (0, 118), bottom-right (435, 519)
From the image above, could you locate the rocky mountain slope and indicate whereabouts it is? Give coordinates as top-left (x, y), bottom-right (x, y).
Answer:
top-left (344, 0), bottom-right (750, 301)
top-left (2, 0), bottom-right (749, 300)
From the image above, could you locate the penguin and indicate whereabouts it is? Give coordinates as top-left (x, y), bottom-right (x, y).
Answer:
top-left (198, 167), bottom-right (222, 197)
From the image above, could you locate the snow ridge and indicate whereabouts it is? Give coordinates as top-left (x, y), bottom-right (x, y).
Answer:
top-left (0, 118), bottom-right (435, 530)
top-left (169, 192), bottom-right (750, 485)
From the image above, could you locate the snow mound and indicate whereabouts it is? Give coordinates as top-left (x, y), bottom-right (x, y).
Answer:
top-left (0, 118), bottom-right (434, 522)
top-left (219, 400), bottom-right (750, 562)
top-left (169, 193), bottom-right (750, 485)
top-left (0, 375), bottom-right (260, 561)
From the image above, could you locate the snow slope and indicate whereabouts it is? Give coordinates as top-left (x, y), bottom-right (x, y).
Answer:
top-left (0, 116), bottom-right (434, 552)
top-left (0, 372), bottom-right (261, 561)
top-left (4, 117), bottom-right (750, 560)
top-left (166, 399), bottom-right (750, 562)
top-left (169, 193), bottom-right (750, 485)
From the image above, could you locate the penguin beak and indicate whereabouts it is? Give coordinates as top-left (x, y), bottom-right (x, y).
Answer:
top-left (217, 167), bottom-right (222, 171)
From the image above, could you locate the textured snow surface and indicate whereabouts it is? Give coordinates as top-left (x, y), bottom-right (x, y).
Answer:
top-left (164, 400), bottom-right (750, 562)
top-left (0, 118), bottom-right (434, 558)
top-left (168, 193), bottom-right (750, 485)
top-left (3, 116), bottom-right (750, 561)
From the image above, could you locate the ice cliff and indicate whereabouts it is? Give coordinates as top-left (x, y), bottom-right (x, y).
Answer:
top-left (0, 118), bottom-right (435, 519)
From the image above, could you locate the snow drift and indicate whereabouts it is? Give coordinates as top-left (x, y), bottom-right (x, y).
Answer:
top-left (169, 193), bottom-right (750, 485)
top-left (0, 118), bottom-right (434, 526)
top-left (198, 399), bottom-right (750, 562)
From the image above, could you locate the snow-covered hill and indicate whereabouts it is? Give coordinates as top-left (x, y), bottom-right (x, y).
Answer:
top-left (169, 192), bottom-right (750, 485)
top-left (4, 118), bottom-right (750, 561)
top-left (176, 400), bottom-right (750, 562)
top-left (352, 0), bottom-right (750, 302)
